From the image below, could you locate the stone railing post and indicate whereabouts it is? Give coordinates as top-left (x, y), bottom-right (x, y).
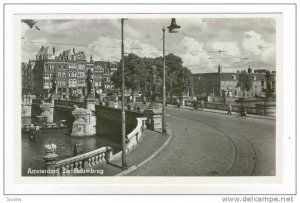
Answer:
top-left (105, 148), bottom-right (113, 164)
top-left (43, 144), bottom-right (58, 176)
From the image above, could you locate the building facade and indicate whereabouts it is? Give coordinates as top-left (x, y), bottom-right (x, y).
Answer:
top-left (193, 64), bottom-right (275, 100)
top-left (31, 46), bottom-right (119, 99)
top-left (21, 61), bottom-right (33, 98)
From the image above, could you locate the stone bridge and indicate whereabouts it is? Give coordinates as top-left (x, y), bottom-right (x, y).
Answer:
top-left (30, 98), bottom-right (145, 137)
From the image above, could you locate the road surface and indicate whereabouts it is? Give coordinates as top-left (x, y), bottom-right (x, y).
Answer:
top-left (129, 106), bottom-right (276, 176)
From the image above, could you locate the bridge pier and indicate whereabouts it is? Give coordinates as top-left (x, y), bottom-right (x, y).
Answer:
top-left (71, 97), bottom-right (96, 137)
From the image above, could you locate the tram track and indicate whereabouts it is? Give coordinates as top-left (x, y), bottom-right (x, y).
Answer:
top-left (168, 113), bottom-right (259, 176)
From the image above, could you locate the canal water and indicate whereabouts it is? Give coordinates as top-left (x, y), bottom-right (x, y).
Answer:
top-left (22, 117), bottom-right (121, 176)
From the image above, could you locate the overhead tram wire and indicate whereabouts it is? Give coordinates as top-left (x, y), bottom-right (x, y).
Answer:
top-left (22, 40), bottom-right (272, 65)
top-left (22, 40), bottom-right (258, 55)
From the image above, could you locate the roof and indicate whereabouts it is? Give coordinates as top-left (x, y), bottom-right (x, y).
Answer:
top-left (193, 72), bottom-right (267, 81)
top-left (62, 49), bottom-right (71, 56)
top-left (37, 46), bottom-right (49, 55)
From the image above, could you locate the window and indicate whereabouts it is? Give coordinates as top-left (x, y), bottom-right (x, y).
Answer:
top-left (232, 75), bottom-right (236, 80)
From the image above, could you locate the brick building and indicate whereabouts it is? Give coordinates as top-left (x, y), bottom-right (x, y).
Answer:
top-left (193, 63), bottom-right (275, 100)
top-left (31, 46), bottom-right (118, 99)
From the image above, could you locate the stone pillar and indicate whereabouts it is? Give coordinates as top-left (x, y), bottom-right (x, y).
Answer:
top-left (71, 107), bottom-right (95, 137)
top-left (40, 102), bottom-right (53, 123)
top-left (84, 97), bottom-right (96, 111)
top-left (21, 103), bottom-right (32, 117)
top-left (50, 94), bottom-right (58, 121)
top-left (105, 148), bottom-right (113, 164)
top-left (84, 97), bottom-right (96, 135)
top-left (43, 144), bottom-right (58, 176)
top-left (144, 107), bottom-right (162, 132)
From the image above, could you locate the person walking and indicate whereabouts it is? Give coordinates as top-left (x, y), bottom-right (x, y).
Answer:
top-left (227, 104), bottom-right (232, 115)
top-left (200, 99), bottom-right (204, 110)
top-left (176, 98), bottom-right (181, 108)
top-left (29, 124), bottom-right (36, 141)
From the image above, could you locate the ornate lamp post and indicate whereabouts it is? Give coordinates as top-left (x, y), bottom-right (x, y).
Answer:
top-left (162, 18), bottom-right (181, 133)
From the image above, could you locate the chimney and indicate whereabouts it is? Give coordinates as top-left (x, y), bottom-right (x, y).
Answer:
top-left (53, 47), bottom-right (55, 55)
top-left (73, 48), bottom-right (76, 55)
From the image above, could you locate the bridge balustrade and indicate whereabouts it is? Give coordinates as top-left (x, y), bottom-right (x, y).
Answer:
top-left (54, 146), bottom-right (113, 176)
top-left (54, 99), bottom-right (85, 109)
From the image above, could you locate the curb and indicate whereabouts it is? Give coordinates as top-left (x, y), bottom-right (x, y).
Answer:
top-left (115, 130), bottom-right (173, 176)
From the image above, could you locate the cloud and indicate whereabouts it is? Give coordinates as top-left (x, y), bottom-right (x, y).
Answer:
top-left (175, 36), bottom-right (213, 72)
top-left (42, 20), bottom-right (82, 35)
top-left (21, 18), bottom-right (276, 72)
top-left (21, 38), bottom-right (48, 62)
top-left (87, 36), bottom-right (161, 62)
top-left (242, 30), bottom-right (275, 67)
top-left (124, 24), bottom-right (146, 39)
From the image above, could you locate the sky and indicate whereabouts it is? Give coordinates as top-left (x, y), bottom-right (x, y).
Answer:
top-left (21, 17), bottom-right (276, 73)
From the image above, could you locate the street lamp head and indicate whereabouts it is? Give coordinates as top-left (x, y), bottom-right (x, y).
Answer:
top-left (167, 18), bottom-right (181, 33)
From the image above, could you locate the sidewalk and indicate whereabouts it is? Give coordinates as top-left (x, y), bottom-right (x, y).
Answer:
top-left (74, 129), bottom-right (170, 176)
top-left (167, 104), bottom-right (276, 120)
top-left (107, 101), bottom-right (275, 121)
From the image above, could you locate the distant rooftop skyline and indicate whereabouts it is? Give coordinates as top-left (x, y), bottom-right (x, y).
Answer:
top-left (22, 17), bottom-right (276, 73)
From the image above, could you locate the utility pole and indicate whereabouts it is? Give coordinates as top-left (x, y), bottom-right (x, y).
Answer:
top-left (162, 27), bottom-right (166, 134)
top-left (121, 18), bottom-right (128, 169)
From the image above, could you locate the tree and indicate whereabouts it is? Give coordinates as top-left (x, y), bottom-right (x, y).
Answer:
top-left (21, 19), bottom-right (40, 30)
top-left (236, 70), bottom-right (253, 96)
top-left (111, 53), bottom-right (151, 95)
top-left (111, 53), bottom-right (193, 98)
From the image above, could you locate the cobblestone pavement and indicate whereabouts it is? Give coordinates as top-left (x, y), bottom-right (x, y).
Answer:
top-left (129, 106), bottom-right (276, 176)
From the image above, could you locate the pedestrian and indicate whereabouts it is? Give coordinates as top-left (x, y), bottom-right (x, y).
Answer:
top-left (227, 104), bottom-right (232, 115)
top-left (200, 99), bottom-right (204, 110)
top-left (29, 124), bottom-right (36, 141)
top-left (176, 98), bottom-right (180, 108)
top-left (193, 100), bottom-right (198, 110)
